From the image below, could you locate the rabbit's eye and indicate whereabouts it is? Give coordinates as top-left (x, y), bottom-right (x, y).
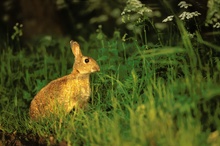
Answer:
top-left (85, 58), bottom-right (89, 63)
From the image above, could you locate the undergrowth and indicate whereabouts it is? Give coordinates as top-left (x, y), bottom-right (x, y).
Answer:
top-left (0, 28), bottom-right (220, 145)
top-left (1, 1), bottom-right (220, 145)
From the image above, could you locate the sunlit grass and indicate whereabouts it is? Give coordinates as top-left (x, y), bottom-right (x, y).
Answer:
top-left (0, 28), bottom-right (220, 146)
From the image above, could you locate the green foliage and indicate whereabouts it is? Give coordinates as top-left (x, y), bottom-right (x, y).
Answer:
top-left (1, 1), bottom-right (220, 145)
top-left (206, 0), bottom-right (220, 28)
top-left (1, 25), bottom-right (220, 145)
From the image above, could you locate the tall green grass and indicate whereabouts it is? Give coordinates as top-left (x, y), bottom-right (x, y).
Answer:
top-left (0, 26), bottom-right (220, 145)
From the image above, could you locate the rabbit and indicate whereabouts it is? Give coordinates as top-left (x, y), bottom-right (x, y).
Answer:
top-left (29, 40), bottom-right (100, 120)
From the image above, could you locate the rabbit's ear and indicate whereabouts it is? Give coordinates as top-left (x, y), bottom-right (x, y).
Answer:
top-left (70, 40), bottom-right (82, 58)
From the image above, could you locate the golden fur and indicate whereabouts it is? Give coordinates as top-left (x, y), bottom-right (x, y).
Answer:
top-left (29, 41), bottom-right (100, 120)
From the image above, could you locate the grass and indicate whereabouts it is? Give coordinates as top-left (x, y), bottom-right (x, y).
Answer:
top-left (0, 25), bottom-right (220, 145)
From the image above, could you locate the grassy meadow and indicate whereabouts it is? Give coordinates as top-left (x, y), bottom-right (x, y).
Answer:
top-left (1, 7), bottom-right (220, 146)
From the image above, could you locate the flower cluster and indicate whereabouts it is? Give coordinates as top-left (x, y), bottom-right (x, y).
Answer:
top-left (162, 1), bottom-right (201, 22)
top-left (121, 0), bottom-right (152, 16)
top-left (179, 11), bottom-right (201, 20)
top-left (213, 22), bottom-right (220, 28)
top-left (121, 0), bottom-right (153, 33)
top-left (178, 1), bottom-right (192, 9)
top-left (162, 15), bottom-right (174, 22)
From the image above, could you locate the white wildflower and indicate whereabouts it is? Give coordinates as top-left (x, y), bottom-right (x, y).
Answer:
top-left (188, 32), bottom-right (195, 38)
top-left (178, 1), bottom-right (192, 9)
top-left (192, 11), bottom-right (201, 17)
top-left (121, 0), bottom-right (152, 16)
top-left (179, 11), bottom-right (201, 20)
top-left (213, 22), bottom-right (220, 28)
top-left (162, 15), bottom-right (174, 22)
top-left (138, 7), bottom-right (152, 15)
top-left (121, 11), bottom-right (125, 15)
top-left (179, 12), bottom-right (187, 20)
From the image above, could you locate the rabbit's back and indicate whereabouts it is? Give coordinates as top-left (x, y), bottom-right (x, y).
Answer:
top-left (29, 74), bottom-right (90, 119)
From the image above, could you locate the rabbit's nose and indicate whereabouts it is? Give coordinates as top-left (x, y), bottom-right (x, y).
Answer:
top-left (92, 66), bottom-right (100, 72)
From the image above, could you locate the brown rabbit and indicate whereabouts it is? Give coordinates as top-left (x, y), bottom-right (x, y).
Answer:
top-left (29, 40), bottom-right (100, 120)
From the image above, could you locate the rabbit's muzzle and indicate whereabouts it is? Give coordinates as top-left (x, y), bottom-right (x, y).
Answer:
top-left (92, 66), bottom-right (100, 73)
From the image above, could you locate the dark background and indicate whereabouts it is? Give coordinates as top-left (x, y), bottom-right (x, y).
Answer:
top-left (0, 0), bottom-right (216, 46)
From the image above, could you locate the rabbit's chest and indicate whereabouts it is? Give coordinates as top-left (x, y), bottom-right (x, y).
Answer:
top-left (80, 85), bottom-right (90, 96)
top-left (70, 77), bottom-right (91, 98)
